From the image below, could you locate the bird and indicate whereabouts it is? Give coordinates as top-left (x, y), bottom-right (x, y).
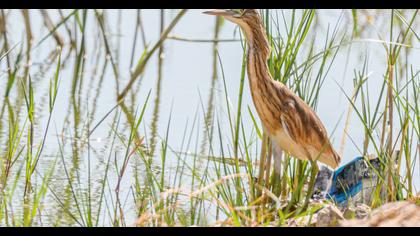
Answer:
top-left (203, 9), bottom-right (341, 170)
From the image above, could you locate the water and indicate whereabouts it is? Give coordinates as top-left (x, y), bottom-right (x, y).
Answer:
top-left (0, 9), bottom-right (418, 226)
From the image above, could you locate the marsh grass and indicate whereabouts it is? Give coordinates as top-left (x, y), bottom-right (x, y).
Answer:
top-left (0, 9), bottom-right (419, 226)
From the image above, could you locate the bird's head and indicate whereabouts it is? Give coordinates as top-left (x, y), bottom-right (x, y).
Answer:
top-left (203, 9), bottom-right (264, 37)
top-left (203, 9), bottom-right (260, 27)
top-left (203, 9), bottom-right (269, 56)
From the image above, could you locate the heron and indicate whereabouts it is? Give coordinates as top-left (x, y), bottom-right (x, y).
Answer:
top-left (203, 9), bottom-right (341, 189)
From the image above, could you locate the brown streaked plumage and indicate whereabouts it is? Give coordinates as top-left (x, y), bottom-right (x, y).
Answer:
top-left (204, 9), bottom-right (341, 169)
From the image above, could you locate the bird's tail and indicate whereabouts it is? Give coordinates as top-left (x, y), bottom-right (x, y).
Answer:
top-left (332, 151), bottom-right (342, 169)
top-left (318, 150), bottom-right (341, 169)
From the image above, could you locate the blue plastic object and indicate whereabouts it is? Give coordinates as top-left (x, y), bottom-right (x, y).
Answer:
top-left (312, 156), bottom-right (383, 205)
top-left (327, 156), bottom-right (365, 204)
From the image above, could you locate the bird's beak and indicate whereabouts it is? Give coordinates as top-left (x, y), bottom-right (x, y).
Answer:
top-left (202, 9), bottom-right (234, 17)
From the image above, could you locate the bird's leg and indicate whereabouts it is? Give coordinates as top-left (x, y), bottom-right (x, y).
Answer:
top-left (264, 140), bottom-right (273, 188)
top-left (280, 156), bottom-right (289, 201)
top-left (271, 141), bottom-right (283, 196)
top-left (262, 140), bottom-right (273, 205)
top-left (256, 132), bottom-right (268, 197)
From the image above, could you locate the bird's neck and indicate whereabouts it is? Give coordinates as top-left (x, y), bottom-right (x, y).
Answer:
top-left (243, 23), bottom-right (271, 61)
top-left (244, 25), bottom-right (273, 93)
top-left (242, 23), bottom-right (289, 134)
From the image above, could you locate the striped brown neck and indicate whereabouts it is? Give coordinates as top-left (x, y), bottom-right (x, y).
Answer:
top-left (246, 40), bottom-right (271, 88)
top-left (241, 19), bottom-right (287, 133)
top-left (241, 18), bottom-right (272, 88)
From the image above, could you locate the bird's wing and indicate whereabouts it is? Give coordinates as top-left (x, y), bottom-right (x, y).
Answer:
top-left (279, 99), bottom-right (305, 143)
top-left (280, 96), bottom-right (330, 154)
top-left (280, 113), bottom-right (297, 141)
top-left (272, 82), bottom-right (341, 167)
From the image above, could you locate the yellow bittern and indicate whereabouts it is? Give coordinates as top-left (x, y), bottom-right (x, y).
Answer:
top-left (204, 9), bottom-right (341, 172)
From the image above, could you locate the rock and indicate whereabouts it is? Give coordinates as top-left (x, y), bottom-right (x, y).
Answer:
top-left (286, 214), bottom-right (317, 227)
top-left (312, 166), bottom-right (333, 200)
top-left (343, 203), bottom-right (371, 219)
top-left (316, 204), bottom-right (344, 227)
top-left (286, 218), bottom-right (298, 227)
top-left (340, 200), bottom-right (420, 226)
